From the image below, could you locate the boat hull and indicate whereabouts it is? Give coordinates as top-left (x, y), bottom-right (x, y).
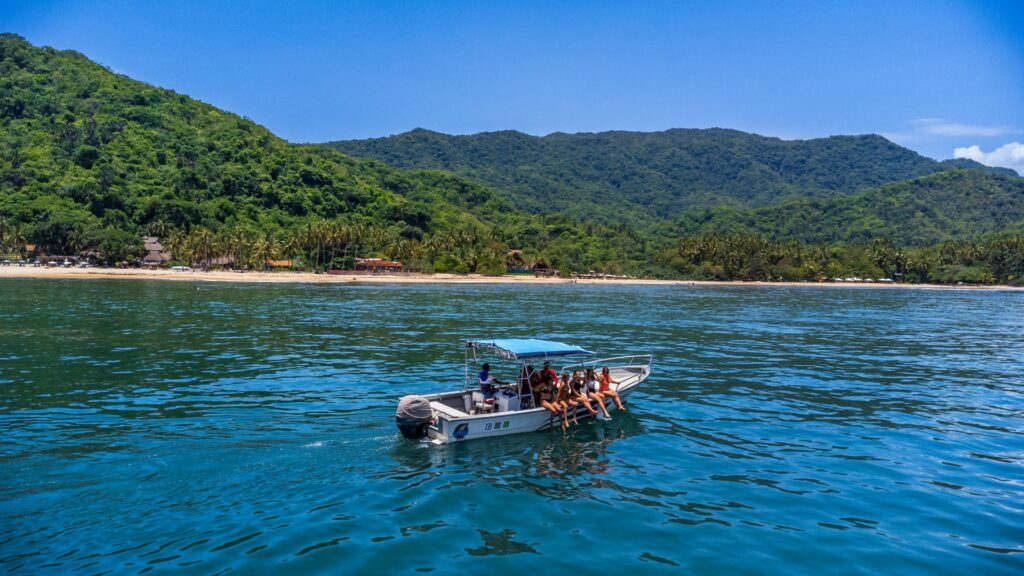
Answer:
top-left (423, 364), bottom-right (649, 443)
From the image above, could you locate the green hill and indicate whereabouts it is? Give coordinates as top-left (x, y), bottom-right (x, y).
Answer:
top-left (327, 128), bottom-right (1016, 223)
top-left (1, 34), bottom-right (1020, 283)
top-left (1, 33), bottom-right (612, 271)
top-left (668, 169), bottom-right (1024, 246)
top-left (1, 34), bottom-right (522, 241)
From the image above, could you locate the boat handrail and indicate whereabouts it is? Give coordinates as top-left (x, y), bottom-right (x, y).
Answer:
top-left (559, 353), bottom-right (653, 373)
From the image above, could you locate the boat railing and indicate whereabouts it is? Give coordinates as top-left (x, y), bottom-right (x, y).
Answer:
top-left (559, 353), bottom-right (653, 374)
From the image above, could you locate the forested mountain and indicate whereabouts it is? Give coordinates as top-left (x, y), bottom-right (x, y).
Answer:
top-left (0, 34), bottom-right (508, 243)
top-left (1, 34), bottom-right (1021, 284)
top-left (0, 33), bottom-right (648, 272)
top-left (669, 170), bottom-right (1024, 246)
top-left (328, 128), bottom-right (1017, 223)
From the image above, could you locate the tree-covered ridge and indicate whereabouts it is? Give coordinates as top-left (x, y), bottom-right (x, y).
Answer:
top-left (0, 34), bottom-right (523, 250)
top-left (656, 234), bottom-right (1024, 285)
top-left (327, 128), bottom-right (1017, 224)
top-left (1, 34), bottom-right (1022, 285)
top-left (668, 170), bottom-right (1024, 246)
top-left (0, 33), bottom-right (637, 271)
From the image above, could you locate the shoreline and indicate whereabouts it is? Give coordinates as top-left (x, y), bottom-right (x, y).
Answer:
top-left (1, 266), bottom-right (1021, 291)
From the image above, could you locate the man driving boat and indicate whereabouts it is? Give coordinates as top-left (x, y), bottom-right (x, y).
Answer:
top-left (478, 363), bottom-right (506, 400)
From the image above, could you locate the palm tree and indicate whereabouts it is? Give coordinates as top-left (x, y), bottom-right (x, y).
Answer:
top-left (3, 223), bottom-right (28, 258)
top-left (165, 230), bottom-right (185, 263)
top-left (190, 228), bottom-right (216, 270)
top-left (228, 225), bottom-right (255, 270)
top-left (250, 233), bottom-right (280, 270)
top-left (148, 219), bottom-right (170, 239)
top-left (325, 221), bottom-right (344, 271)
top-left (906, 254), bottom-right (933, 283)
top-left (342, 224), bottom-right (365, 269)
top-left (312, 220), bottom-right (329, 272)
top-left (67, 228), bottom-right (90, 257)
top-left (282, 229), bottom-right (302, 267)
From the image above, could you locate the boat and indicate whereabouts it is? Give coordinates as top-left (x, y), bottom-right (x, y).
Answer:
top-left (395, 339), bottom-right (653, 443)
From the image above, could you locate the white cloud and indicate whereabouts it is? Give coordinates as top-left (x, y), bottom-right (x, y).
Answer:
top-left (879, 131), bottom-right (914, 144)
top-left (953, 142), bottom-right (1024, 175)
top-left (884, 119), bottom-right (1017, 144)
top-left (909, 118), bottom-right (1013, 138)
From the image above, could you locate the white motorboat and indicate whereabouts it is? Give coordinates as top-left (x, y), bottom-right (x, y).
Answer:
top-left (395, 339), bottom-right (653, 443)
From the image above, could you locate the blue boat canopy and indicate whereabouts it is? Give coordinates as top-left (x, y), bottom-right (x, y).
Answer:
top-left (468, 338), bottom-right (594, 360)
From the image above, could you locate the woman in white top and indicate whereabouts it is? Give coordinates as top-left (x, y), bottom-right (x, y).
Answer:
top-left (585, 367), bottom-right (611, 418)
top-left (570, 370), bottom-right (598, 418)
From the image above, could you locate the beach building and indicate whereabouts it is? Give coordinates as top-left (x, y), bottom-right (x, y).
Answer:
top-left (354, 258), bottom-right (403, 272)
top-left (506, 250), bottom-right (528, 273)
top-left (529, 258), bottom-right (558, 277)
top-left (142, 236), bottom-right (171, 267)
top-left (209, 255), bottom-right (235, 269)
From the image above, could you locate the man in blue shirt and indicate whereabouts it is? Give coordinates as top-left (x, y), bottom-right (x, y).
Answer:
top-left (478, 363), bottom-right (504, 400)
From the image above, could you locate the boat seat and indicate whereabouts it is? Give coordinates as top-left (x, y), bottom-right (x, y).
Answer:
top-left (471, 389), bottom-right (495, 407)
top-left (430, 401), bottom-right (468, 419)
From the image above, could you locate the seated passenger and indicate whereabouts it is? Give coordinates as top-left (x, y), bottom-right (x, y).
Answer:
top-left (529, 370), bottom-right (543, 397)
top-left (585, 367), bottom-right (611, 418)
top-left (599, 366), bottom-right (626, 411)
top-left (571, 370), bottom-right (598, 417)
top-left (557, 372), bottom-right (580, 426)
top-left (540, 361), bottom-right (558, 385)
top-left (538, 371), bottom-right (568, 431)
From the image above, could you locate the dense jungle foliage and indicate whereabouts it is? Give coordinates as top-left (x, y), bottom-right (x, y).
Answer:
top-left (0, 34), bottom-right (645, 274)
top-left (658, 234), bottom-right (1024, 285)
top-left (328, 128), bottom-right (1017, 224)
top-left (2, 34), bottom-right (1023, 285)
top-left (667, 169), bottom-right (1024, 246)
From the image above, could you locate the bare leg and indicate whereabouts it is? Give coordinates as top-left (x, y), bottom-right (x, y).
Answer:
top-left (579, 394), bottom-right (597, 416)
top-left (606, 389), bottom-right (626, 411)
top-left (567, 399), bottom-right (580, 424)
top-left (591, 392), bottom-right (611, 417)
top-left (542, 401), bottom-right (560, 430)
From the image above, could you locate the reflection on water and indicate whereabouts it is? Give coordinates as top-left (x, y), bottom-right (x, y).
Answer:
top-left (0, 280), bottom-right (1022, 574)
top-left (465, 529), bottom-right (539, 557)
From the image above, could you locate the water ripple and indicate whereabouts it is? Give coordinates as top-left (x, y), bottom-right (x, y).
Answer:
top-left (0, 280), bottom-right (1022, 574)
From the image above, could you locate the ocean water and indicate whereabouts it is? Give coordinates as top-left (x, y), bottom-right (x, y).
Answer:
top-left (1, 279), bottom-right (1022, 574)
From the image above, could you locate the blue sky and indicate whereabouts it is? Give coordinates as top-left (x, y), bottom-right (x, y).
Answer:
top-left (4, 0), bottom-right (1023, 171)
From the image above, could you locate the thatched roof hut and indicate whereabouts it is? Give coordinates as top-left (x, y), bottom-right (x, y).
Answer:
top-left (142, 236), bottom-right (170, 265)
top-left (354, 258), bottom-right (403, 272)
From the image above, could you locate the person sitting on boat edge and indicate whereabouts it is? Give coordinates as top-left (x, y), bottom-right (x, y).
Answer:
top-left (586, 367), bottom-right (611, 418)
top-left (538, 371), bottom-right (569, 431)
top-left (558, 372), bottom-right (580, 426)
top-left (478, 363), bottom-right (504, 400)
top-left (571, 370), bottom-right (599, 418)
top-left (599, 366), bottom-right (626, 411)
top-left (527, 368), bottom-right (544, 409)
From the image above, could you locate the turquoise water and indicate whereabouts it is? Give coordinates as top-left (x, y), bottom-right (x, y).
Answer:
top-left (1, 280), bottom-right (1022, 574)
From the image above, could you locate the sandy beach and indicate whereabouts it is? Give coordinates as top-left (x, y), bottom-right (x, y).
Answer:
top-left (1, 265), bottom-right (1021, 290)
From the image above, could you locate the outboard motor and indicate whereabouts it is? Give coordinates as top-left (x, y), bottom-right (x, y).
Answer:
top-left (396, 395), bottom-right (433, 439)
